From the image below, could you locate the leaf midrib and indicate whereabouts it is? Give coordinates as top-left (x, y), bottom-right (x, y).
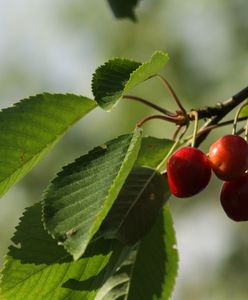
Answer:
top-left (115, 169), bottom-right (158, 237)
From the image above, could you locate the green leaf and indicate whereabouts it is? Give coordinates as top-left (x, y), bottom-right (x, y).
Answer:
top-left (0, 203), bottom-right (132, 300)
top-left (95, 250), bottom-right (136, 300)
top-left (124, 52), bottom-right (169, 92)
top-left (96, 136), bottom-right (178, 299)
top-left (92, 59), bottom-right (140, 111)
top-left (107, 0), bottom-right (140, 21)
top-left (136, 137), bottom-right (175, 169)
top-left (42, 129), bottom-right (142, 260)
top-left (127, 206), bottom-right (178, 300)
top-left (99, 136), bottom-right (175, 244)
top-left (97, 136), bottom-right (178, 299)
top-left (96, 207), bottom-right (178, 300)
top-left (92, 51), bottom-right (169, 111)
top-left (0, 93), bottom-right (96, 198)
top-left (240, 100), bottom-right (248, 117)
top-left (100, 166), bottom-right (170, 244)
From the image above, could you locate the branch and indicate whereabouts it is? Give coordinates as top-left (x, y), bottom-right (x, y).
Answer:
top-left (196, 116), bottom-right (247, 137)
top-left (130, 86), bottom-right (247, 147)
top-left (136, 114), bottom-right (181, 128)
top-left (194, 86), bottom-right (248, 146)
top-left (156, 74), bottom-right (187, 115)
top-left (123, 95), bottom-right (176, 116)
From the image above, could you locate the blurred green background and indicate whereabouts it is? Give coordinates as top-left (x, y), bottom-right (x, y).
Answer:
top-left (0, 0), bottom-right (247, 299)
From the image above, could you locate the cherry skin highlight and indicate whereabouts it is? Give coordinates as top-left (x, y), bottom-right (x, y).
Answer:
top-left (209, 135), bottom-right (248, 181)
top-left (220, 173), bottom-right (248, 221)
top-left (167, 147), bottom-right (212, 198)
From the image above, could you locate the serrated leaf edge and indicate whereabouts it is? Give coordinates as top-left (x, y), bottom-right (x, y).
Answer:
top-left (42, 128), bottom-right (142, 260)
top-left (91, 51), bottom-right (169, 111)
top-left (0, 203), bottom-right (71, 298)
top-left (124, 51), bottom-right (169, 92)
top-left (91, 57), bottom-right (141, 111)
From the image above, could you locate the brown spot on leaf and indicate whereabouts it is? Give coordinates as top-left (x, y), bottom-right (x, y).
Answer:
top-left (150, 193), bottom-right (155, 201)
top-left (20, 152), bottom-right (25, 162)
top-left (66, 228), bottom-right (77, 238)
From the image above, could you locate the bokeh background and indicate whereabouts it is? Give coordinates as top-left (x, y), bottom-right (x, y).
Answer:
top-left (0, 0), bottom-right (247, 299)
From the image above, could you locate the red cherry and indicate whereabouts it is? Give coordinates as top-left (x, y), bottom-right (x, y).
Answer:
top-left (209, 135), bottom-right (248, 181)
top-left (220, 173), bottom-right (248, 221)
top-left (167, 147), bottom-right (212, 198)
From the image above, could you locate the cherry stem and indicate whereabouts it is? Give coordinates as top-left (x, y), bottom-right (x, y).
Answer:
top-left (156, 74), bottom-right (187, 116)
top-left (136, 114), bottom-right (180, 128)
top-left (128, 84), bottom-right (247, 148)
top-left (123, 95), bottom-right (176, 116)
top-left (184, 116), bottom-right (248, 143)
top-left (232, 102), bottom-right (248, 135)
top-left (205, 117), bottom-right (247, 133)
top-left (173, 125), bottom-right (182, 140)
top-left (190, 111), bottom-right (199, 147)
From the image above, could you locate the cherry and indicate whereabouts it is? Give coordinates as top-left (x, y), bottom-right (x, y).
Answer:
top-left (167, 147), bottom-right (212, 198)
top-left (209, 135), bottom-right (248, 181)
top-left (220, 173), bottom-right (248, 221)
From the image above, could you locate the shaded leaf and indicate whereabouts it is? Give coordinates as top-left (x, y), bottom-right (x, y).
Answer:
top-left (0, 203), bottom-right (132, 300)
top-left (96, 207), bottom-right (178, 300)
top-left (127, 206), bottom-right (178, 300)
top-left (42, 129), bottom-right (142, 260)
top-left (100, 166), bottom-right (170, 244)
top-left (107, 0), bottom-right (140, 21)
top-left (95, 250), bottom-right (136, 300)
top-left (0, 93), bottom-right (96, 198)
top-left (92, 51), bottom-right (169, 110)
top-left (99, 136), bottom-right (175, 245)
top-left (96, 135), bottom-right (178, 299)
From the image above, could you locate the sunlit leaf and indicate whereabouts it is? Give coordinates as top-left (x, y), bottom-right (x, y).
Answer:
top-left (96, 134), bottom-right (178, 299)
top-left (92, 51), bottom-right (169, 111)
top-left (0, 93), bottom-right (96, 198)
top-left (42, 129), bottom-right (142, 260)
top-left (0, 203), bottom-right (131, 300)
top-left (136, 136), bottom-right (175, 169)
top-left (239, 100), bottom-right (248, 117)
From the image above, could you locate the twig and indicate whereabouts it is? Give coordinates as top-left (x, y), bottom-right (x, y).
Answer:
top-left (136, 114), bottom-right (181, 128)
top-left (173, 125), bottom-right (182, 140)
top-left (197, 116), bottom-right (247, 138)
top-left (156, 74), bottom-right (187, 115)
top-left (232, 102), bottom-right (248, 135)
top-left (194, 86), bottom-right (248, 146)
top-left (123, 95), bottom-right (176, 116)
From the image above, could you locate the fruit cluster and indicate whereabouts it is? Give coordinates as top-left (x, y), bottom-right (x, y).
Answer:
top-left (167, 135), bottom-right (248, 221)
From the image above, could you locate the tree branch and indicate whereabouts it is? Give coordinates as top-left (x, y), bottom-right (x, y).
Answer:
top-left (194, 86), bottom-right (248, 146)
top-left (123, 95), bottom-right (176, 116)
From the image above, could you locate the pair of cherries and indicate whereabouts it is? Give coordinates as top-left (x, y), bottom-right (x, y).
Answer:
top-left (167, 135), bottom-right (248, 221)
